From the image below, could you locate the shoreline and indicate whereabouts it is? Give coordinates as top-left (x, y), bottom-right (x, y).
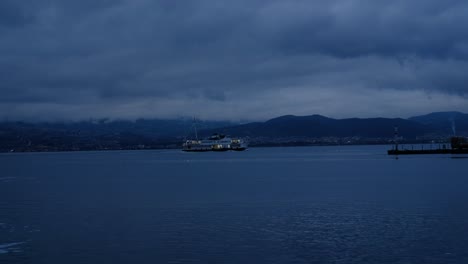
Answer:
top-left (0, 142), bottom-right (447, 154)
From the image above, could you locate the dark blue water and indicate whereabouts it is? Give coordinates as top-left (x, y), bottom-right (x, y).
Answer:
top-left (1, 146), bottom-right (468, 263)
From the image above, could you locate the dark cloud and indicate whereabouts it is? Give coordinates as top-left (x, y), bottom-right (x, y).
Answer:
top-left (1, 0), bottom-right (468, 121)
top-left (0, 1), bottom-right (35, 28)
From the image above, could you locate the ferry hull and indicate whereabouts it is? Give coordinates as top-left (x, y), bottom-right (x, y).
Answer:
top-left (182, 149), bottom-right (213, 152)
top-left (182, 147), bottom-right (247, 152)
top-left (231, 147), bottom-right (247, 151)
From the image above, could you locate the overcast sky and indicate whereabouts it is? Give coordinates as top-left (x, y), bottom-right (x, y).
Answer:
top-left (1, 0), bottom-right (468, 121)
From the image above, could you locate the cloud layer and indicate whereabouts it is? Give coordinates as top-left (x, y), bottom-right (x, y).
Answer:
top-left (1, 0), bottom-right (468, 121)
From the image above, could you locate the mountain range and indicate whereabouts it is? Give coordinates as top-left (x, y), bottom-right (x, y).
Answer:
top-left (1, 112), bottom-right (467, 152)
top-left (203, 115), bottom-right (431, 138)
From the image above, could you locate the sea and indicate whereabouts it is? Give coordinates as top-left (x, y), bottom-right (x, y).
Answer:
top-left (1, 145), bottom-right (468, 264)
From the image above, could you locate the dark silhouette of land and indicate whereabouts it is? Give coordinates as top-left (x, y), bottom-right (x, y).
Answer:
top-left (1, 112), bottom-right (467, 152)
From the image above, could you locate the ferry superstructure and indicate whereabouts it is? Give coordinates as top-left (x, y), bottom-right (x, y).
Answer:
top-left (183, 134), bottom-right (248, 152)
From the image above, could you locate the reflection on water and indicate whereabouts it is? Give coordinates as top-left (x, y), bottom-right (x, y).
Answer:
top-left (1, 146), bottom-right (468, 263)
top-left (0, 242), bottom-right (25, 254)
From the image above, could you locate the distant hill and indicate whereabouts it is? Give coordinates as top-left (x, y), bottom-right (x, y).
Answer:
top-left (201, 115), bottom-right (437, 138)
top-left (409, 112), bottom-right (468, 136)
top-left (0, 119), bottom-right (233, 152)
top-left (0, 119), bottom-right (233, 138)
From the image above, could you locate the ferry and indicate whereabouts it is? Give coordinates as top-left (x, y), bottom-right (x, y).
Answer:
top-left (183, 133), bottom-right (248, 152)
